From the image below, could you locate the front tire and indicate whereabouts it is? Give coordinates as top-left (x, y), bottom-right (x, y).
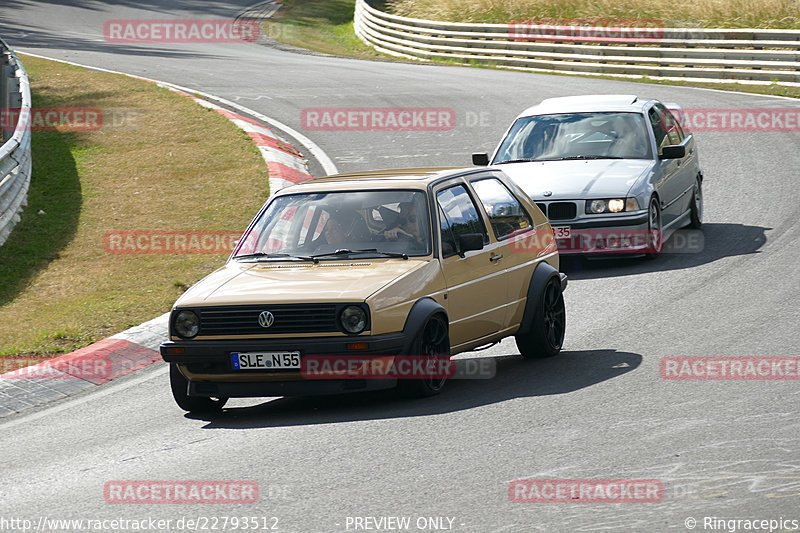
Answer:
top-left (169, 363), bottom-right (228, 413)
top-left (397, 314), bottom-right (450, 397)
top-left (515, 276), bottom-right (566, 358)
top-left (645, 197), bottom-right (663, 259)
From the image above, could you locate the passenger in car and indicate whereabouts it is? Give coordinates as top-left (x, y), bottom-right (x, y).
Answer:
top-left (383, 202), bottom-right (423, 246)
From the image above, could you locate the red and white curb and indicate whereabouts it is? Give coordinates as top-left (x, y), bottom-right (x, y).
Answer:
top-left (0, 313), bottom-right (168, 418)
top-left (164, 85), bottom-right (314, 193)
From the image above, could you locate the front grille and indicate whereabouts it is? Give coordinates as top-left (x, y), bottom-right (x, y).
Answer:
top-left (546, 202), bottom-right (577, 220)
top-left (198, 305), bottom-right (339, 336)
top-left (535, 203), bottom-right (547, 215)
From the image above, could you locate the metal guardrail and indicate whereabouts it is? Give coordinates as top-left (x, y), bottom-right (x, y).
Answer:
top-left (354, 0), bottom-right (800, 84)
top-left (0, 37), bottom-right (32, 247)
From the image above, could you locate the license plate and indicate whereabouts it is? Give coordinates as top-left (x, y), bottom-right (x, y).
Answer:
top-left (231, 351), bottom-right (301, 370)
top-left (553, 226), bottom-right (571, 239)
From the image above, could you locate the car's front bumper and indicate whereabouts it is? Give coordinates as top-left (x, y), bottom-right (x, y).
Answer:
top-left (161, 333), bottom-right (409, 397)
top-left (549, 211), bottom-right (653, 255)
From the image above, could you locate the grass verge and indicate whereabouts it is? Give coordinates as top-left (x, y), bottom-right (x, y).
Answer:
top-left (0, 56), bottom-right (268, 357)
top-left (261, 0), bottom-right (390, 59)
top-left (264, 0), bottom-right (800, 100)
top-left (387, 0), bottom-right (800, 28)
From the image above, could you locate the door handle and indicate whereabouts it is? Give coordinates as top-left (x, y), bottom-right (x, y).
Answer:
top-left (490, 254), bottom-right (503, 262)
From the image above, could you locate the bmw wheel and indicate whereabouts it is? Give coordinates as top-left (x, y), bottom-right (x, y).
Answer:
top-left (645, 197), bottom-right (663, 259)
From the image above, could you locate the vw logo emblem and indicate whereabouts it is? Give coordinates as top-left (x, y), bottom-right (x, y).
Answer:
top-left (543, 190), bottom-right (553, 197)
top-left (258, 311), bottom-right (275, 328)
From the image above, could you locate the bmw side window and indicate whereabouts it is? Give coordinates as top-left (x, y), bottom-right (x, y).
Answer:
top-left (436, 185), bottom-right (488, 256)
top-left (655, 104), bottom-right (683, 145)
top-left (470, 178), bottom-right (532, 240)
top-left (648, 108), bottom-right (669, 153)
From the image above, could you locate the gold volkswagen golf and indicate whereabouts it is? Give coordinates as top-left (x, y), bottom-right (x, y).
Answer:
top-left (161, 167), bottom-right (567, 412)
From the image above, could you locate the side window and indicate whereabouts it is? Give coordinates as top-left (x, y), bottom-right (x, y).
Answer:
top-left (649, 106), bottom-right (683, 154)
top-left (439, 205), bottom-right (457, 258)
top-left (470, 178), bottom-right (532, 240)
top-left (436, 184), bottom-right (488, 256)
top-left (648, 108), bottom-right (669, 153)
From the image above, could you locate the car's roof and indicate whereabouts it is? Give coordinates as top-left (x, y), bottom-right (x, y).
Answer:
top-left (517, 94), bottom-right (654, 118)
top-left (275, 167), bottom-right (475, 194)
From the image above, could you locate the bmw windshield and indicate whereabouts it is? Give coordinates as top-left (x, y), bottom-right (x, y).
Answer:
top-left (493, 112), bottom-right (652, 163)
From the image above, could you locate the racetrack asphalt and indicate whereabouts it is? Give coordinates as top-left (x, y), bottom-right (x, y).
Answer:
top-left (0, 2), bottom-right (798, 531)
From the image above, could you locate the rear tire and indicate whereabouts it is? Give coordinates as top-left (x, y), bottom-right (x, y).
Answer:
top-left (397, 314), bottom-right (450, 397)
top-left (515, 276), bottom-right (566, 358)
top-left (688, 177), bottom-right (703, 229)
top-left (169, 363), bottom-right (228, 413)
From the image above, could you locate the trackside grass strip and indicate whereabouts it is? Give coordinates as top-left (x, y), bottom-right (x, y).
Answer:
top-left (0, 56), bottom-right (268, 357)
top-left (387, 0), bottom-right (800, 28)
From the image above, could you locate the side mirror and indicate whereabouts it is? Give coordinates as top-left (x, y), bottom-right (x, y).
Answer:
top-left (660, 145), bottom-right (685, 159)
top-left (472, 152), bottom-right (490, 166)
top-left (458, 233), bottom-right (484, 255)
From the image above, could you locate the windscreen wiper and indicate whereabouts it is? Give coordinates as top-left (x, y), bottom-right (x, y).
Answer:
top-left (495, 158), bottom-right (540, 164)
top-left (234, 252), bottom-right (317, 262)
top-left (311, 248), bottom-right (408, 260)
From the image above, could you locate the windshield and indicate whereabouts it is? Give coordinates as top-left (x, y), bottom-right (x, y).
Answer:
top-left (493, 112), bottom-right (652, 163)
top-left (232, 190), bottom-right (432, 260)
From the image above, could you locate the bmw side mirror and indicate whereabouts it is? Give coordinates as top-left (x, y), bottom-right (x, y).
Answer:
top-left (472, 152), bottom-right (490, 166)
top-left (660, 145), bottom-right (686, 159)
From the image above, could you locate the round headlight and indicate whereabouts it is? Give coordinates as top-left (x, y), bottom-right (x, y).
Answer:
top-left (608, 199), bottom-right (625, 213)
top-left (588, 199), bottom-right (607, 214)
top-left (174, 310), bottom-right (200, 338)
top-left (340, 306), bottom-right (367, 334)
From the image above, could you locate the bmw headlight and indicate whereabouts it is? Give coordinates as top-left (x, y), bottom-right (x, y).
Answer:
top-left (586, 198), bottom-right (638, 214)
top-left (340, 306), bottom-right (367, 334)
top-left (174, 310), bottom-right (200, 338)
top-left (587, 199), bottom-right (608, 214)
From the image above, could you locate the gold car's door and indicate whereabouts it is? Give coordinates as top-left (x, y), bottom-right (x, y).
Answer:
top-left (468, 175), bottom-right (541, 329)
top-left (435, 182), bottom-right (508, 350)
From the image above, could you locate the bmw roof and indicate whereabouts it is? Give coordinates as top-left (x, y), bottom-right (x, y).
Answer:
top-left (516, 94), bottom-right (652, 118)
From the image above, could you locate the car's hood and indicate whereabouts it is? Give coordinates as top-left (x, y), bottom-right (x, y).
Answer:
top-left (496, 159), bottom-right (652, 200)
top-left (175, 259), bottom-right (430, 307)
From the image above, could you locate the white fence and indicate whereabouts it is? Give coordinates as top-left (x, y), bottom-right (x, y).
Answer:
top-left (0, 37), bottom-right (32, 247)
top-left (354, 0), bottom-right (800, 84)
